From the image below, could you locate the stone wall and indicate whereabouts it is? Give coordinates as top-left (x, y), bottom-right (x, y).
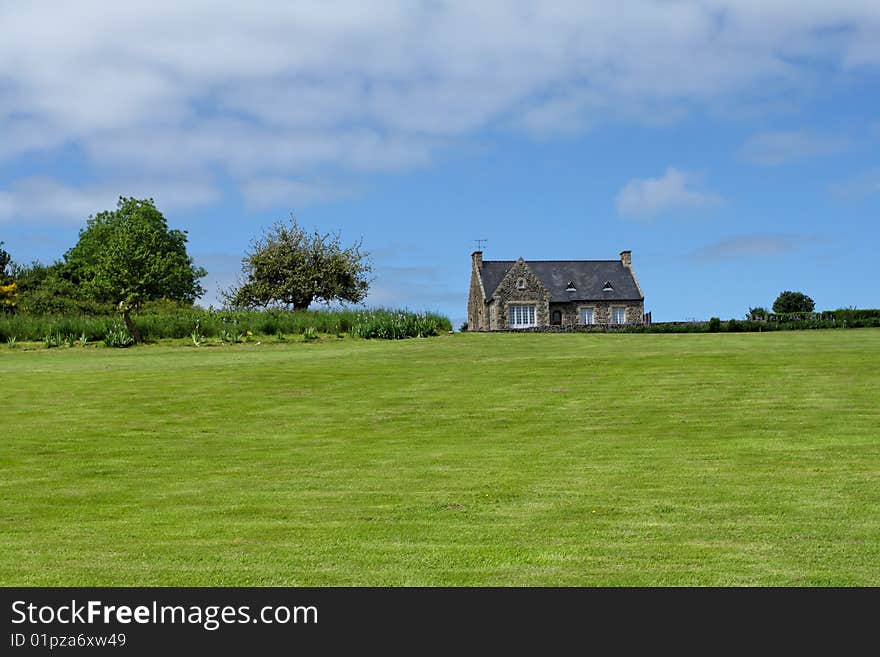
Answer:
top-left (467, 252), bottom-right (488, 330)
top-left (624, 304), bottom-right (644, 324)
top-left (503, 324), bottom-right (639, 333)
top-left (548, 301), bottom-right (645, 327)
top-left (490, 259), bottom-right (551, 329)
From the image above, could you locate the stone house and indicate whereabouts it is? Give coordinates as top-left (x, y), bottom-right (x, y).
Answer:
top-left (467, 250), bottom-right (645, 330)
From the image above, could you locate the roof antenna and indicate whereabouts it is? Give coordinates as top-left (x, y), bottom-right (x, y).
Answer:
top-left (474, 239), bottom-right (488, 251)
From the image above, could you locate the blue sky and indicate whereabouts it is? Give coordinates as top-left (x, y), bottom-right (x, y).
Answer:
top-left (2, 2), bottom-right (879, 326)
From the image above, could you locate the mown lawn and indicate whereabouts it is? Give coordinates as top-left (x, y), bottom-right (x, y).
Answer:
top-left (1, 330), bottom-right (878, 585)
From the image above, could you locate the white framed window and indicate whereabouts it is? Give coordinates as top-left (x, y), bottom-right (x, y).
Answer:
top-left (515, 278), bottom-right (527, 290)
top-left (580, 308), bottom-right (595, 325)
top-left (612, 307), bottom-right (627, 324)
top-left (509, 304), bottom-right (537, 328)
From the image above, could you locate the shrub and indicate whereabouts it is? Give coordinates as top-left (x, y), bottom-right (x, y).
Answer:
top-left (726, 319), bottom-right (742, 332)
top-left (41, 333), bottom-right (78, 348)
top-left (708, 317), bottom-right (721, 332)
top-left (104, 323), bottom-right (135, 348)
top-left (833, 307), bottom-right (880, 323)
top-left (219, 321), bottom-right (244, 343)
top-left (0, 282), bottom-right (18, 314)
top-left (849, 317), bottom-right (880, 328)
top-left (459, 322), bottom-right (468, 332)
top-left (747, 307), bottom-right (768, 320)
top-left (13, 263), bottom-right (114, 316)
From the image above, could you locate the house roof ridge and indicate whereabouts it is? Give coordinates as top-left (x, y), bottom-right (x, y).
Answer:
top-left (527, 259), bottom-right (622, 263)
top-left (482, 259), bottom-right (623, 264)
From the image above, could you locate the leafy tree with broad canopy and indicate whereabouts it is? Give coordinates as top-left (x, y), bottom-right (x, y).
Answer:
top-left (772, 290), bottom-right (815, 314)
top-left (225, 216), bottom-right (372, 310)
top-left (64, 197), bottom-right (206, 342)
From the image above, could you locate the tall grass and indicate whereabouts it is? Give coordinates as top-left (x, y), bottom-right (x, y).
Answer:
top-left (0, 315), bottom-right (115, 342)
top-left (0, 308), bottom-right (452, 343)
top-left (350, 310), bottom-right (449, 339)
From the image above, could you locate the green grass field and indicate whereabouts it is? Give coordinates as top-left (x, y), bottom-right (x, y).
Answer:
top-left (2, 330), bottom-right (878, 585)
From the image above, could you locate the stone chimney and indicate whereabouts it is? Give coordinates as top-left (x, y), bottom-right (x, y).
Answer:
top-left (472, 250), bottom-right (483, 270)
top-left (620, 250), bottom-right (632, 267)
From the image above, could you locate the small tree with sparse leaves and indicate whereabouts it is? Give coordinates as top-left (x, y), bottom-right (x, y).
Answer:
top-left (224, 216), bottom-right (372, 310)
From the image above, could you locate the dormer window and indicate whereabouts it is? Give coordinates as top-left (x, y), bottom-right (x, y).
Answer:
top-left (565, 281), bottom-right (577, 292)
top-left (602, 281), bottom-right (614, 292)
top-left (515, 278), bottom-right (527, 290)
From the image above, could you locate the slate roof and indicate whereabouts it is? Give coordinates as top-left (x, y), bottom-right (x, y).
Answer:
top-left (480, 260), bottom-right (643, 302)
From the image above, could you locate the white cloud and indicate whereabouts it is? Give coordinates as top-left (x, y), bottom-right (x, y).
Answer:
top-left (513, 90), bottom-right (601, 138)
top-left (691, 233), bottom-right (819, 262)
top-left (81, 123), bottom-right (434, 177)
top-left (240, 178), bottom-right (359, 209)
top-left (1, 2), bottom-right (880, 221)
top-left (365, 265), bottom-right (463, 314)
top-left (0, 177), bottom-right (220, 223)
top-left (740, 131), bottom-right (850, 166)
top-left (615, 168), bottom-right (723, 218)
top-left (829, 169), bottom-right (880, 199)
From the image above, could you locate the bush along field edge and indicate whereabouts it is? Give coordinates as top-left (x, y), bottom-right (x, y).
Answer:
top-left (0, 307), bottom-right (453, 348)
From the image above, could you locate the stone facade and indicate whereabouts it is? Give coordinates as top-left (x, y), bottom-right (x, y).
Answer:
top-left (467, 250), bottom-right (645, 331)
top-left (488, 258), bottom-right (551, 330)
top-left (467, 251), bottom-right (489, 331)
top-left (547, 301), bottom-right (644, 327)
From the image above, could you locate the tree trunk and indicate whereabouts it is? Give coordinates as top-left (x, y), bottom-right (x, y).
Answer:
top-left (294, 295), bottom-right (314, 310)
top-left (119, 303), bottom-right (143, 343)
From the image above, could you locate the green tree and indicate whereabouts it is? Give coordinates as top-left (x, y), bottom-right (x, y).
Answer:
top-left (11, 260), bottom-right (114, 315)
top-left (64, 197), bottom-right (206, 342)
top-left (0, 242), bottom-right (17, 313)
top-left (225, 216), bottom-right (371, 310)
top-left (772, 290), bottom-right (815, 314)
top-left (0, 241), bottom-right (11, 283)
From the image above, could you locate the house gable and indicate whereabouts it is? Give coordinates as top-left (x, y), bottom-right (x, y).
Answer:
top-left (489, 258), bottom-right (551, 329)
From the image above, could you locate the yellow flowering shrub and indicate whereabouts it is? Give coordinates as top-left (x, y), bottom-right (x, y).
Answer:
top-left (0, 282), bottom-right (18, 311)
